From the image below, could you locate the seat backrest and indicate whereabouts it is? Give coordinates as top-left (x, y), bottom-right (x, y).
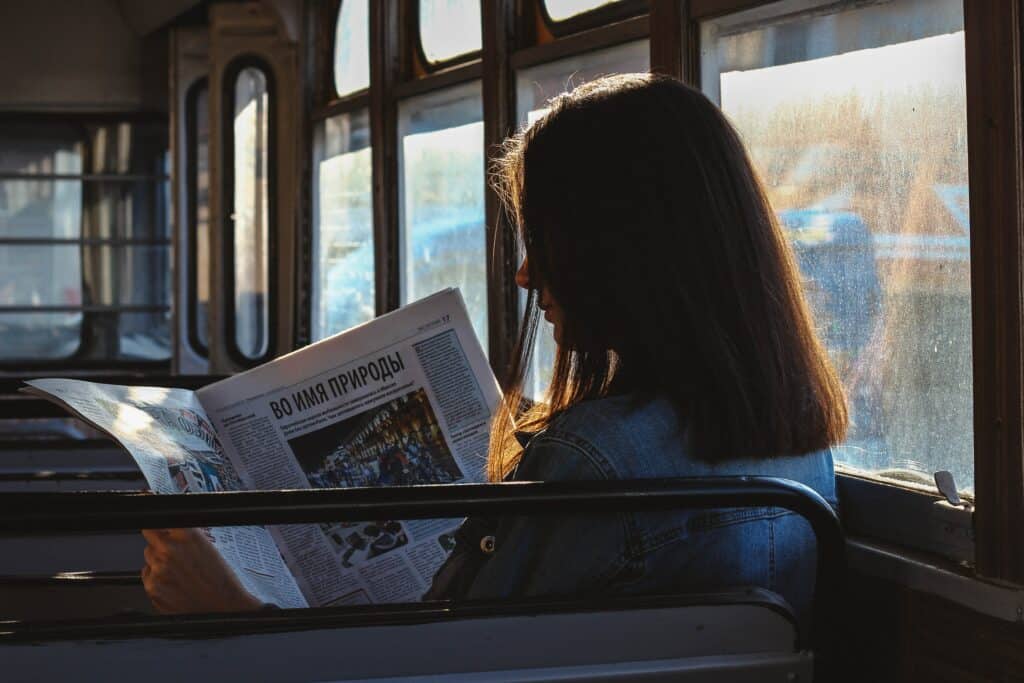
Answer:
top-left (0, 476), bottom-right (841, 680)
top-left (1, 589), bottom-right (811, 682)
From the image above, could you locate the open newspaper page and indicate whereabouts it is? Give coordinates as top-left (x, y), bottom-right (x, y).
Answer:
top-left (19, 378), bottom-right (308, 609)
top-left (197, 288), bottom-right (501, 606)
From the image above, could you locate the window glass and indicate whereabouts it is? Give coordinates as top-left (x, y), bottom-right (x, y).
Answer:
top-left (232, 66), bottom-right (271, 361)
top-left (190, 83), bottom-right (211, 352)
top-left (0, 245), bottom-right (167, 307)
top-left (516, 40), bottom-right (649, 399)
top-left (0, 179), bottom-right (81, 239)
top-left (419, 0), bottom-right (482, 63)
top-left (0, 244), bottom-right (80, 307)
top-left (545, 0), bottom-right (622, 22)
top-left (0, 312), bottom-right (81, 360)
top-left (106, 311), bottom-right (172, 360)
top-left (313, 110), bottom-right (374, 340)
top-left (80, 181), bottom-right (169, 240)
top-left (334, 0), bottom-right (371, 97)
top-left (398, 81), bottom-right (487, 350)
top-left (0, 135), bottom-right (82, 175)
top-left (0, 123), bottom-right (170, 362)
top-left (701, 0), bottom-right (972, 491)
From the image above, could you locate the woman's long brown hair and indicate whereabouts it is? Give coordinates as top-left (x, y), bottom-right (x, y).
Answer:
top-left (488, 73), bottom-right (847, 481)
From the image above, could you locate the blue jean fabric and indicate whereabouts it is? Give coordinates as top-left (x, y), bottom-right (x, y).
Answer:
top-left (425, 393), bottom-right (837, 629)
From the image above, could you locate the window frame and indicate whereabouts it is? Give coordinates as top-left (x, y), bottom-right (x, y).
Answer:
top-left (308, 0), bottom-right (377, 342)
top-left (221, 56), bottom-right (279, 368)
top-left (395, 78), bottom-right (488, 349)
top-left (302, 0), bottom-right (1024, 588)
top-left (681, 0), bottom-right (1024, 586)
top-left (960, 0), bottom-right (1024, 584)
top-left (306, 1), bottom-right (655, 374)
top-left (313, 1), bottom-right (371, 119)
top-left (328, 0), bottom-right (372, 101)
top-left (0, 112), bottom-right (172, 373)
top-left (412, 0), bottom-right (484, 74)
top-left (309, 108), bottom-right (375, 342)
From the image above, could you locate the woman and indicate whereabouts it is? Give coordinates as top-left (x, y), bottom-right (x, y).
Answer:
top-left (142, 74), bottom-right (846, 628)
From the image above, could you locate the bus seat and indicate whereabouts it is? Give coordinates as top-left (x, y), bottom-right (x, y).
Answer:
top-left (0, 588), bottom-right (811, 682)
top-left (0, 477), bottom-right (840, 681)
top-left (0, 441), bottom-right (147, 581)
top-left (0, 533), bottom-right (145, 577)
top-left (0, 572), bottom-right (150, 621)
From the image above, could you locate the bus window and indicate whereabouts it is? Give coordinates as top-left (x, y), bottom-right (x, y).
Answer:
top-left (229, 65), bottom-right (272, 363)
top-left (334, 0), bottom-right (370, 98)
top-left (313, 110), bottom-right (374, 340)
top-left (418, 0), bottom-right (481, 65)
top-left (544, 0), bottom-right (626, 22)
top-left (515, 40), bottom-right (649, 399)
top-left (701, 0), bottom-right (971, 492)
top-left (0, 123), bottom-right (170, 363)
top-left (398, 81), bottom-right (487, 351)
top-left (186, 81), bottom-right (210, 355)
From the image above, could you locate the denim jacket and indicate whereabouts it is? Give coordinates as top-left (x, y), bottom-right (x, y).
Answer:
top-left (424, 393), bottom-right (837, 629)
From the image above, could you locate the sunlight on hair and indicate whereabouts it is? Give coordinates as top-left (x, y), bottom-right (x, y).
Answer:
top-left (512, 41), bottom-right (649, 401)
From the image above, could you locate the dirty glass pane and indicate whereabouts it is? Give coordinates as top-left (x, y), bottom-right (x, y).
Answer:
top-left (516, 40), bottom-right (649, 400)
top-left (0, 313), bottom-right (81, 360)
top-left (334, 0), bottom-right (371, 97)
top-left (232, 67), bottom-right (271, 360)
top-left (419, 0), bottom-right (481, 63)
top-left (114, 310), bottom-right (172, 360)
top-left (701, 0), bottom-right (972, 492)
top-left (0, 180), bottom-right (81, 239)
top-left (0, 245), bottom-right (80, 307)
top-left (398, 81), bottom-right (487, 352)
top-left (313, 110), bottom-right (374, 340)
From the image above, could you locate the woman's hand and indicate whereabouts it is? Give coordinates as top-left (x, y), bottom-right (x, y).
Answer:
top-left (141, 528), bottom-right (264, 614)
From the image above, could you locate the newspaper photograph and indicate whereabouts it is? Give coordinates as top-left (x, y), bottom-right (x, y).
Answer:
top-left (197, 288), bottom-right (501, 606)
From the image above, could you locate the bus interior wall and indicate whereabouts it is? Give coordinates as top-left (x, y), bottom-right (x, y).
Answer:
top-left (2, 1), bottom-right (1024, 681)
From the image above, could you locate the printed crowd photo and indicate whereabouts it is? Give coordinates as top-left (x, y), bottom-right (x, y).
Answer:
top-left (286, 387), bottom-right (462, 561)
top-left (287, 387), bottom-right (462, 489)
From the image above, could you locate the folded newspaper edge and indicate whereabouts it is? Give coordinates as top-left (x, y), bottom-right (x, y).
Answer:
top-left (22, 288), bottom-right (502, 608)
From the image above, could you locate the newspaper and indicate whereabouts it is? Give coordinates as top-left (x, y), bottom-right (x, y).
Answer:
top-left (23, 289), bottom-right (501, 608)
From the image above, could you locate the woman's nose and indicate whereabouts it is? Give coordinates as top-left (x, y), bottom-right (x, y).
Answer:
top-left (515, 258), bottom-right (530, 290)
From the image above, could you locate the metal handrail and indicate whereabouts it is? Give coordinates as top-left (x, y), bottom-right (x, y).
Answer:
top-left (0, 476), bottom-right (843, 669)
